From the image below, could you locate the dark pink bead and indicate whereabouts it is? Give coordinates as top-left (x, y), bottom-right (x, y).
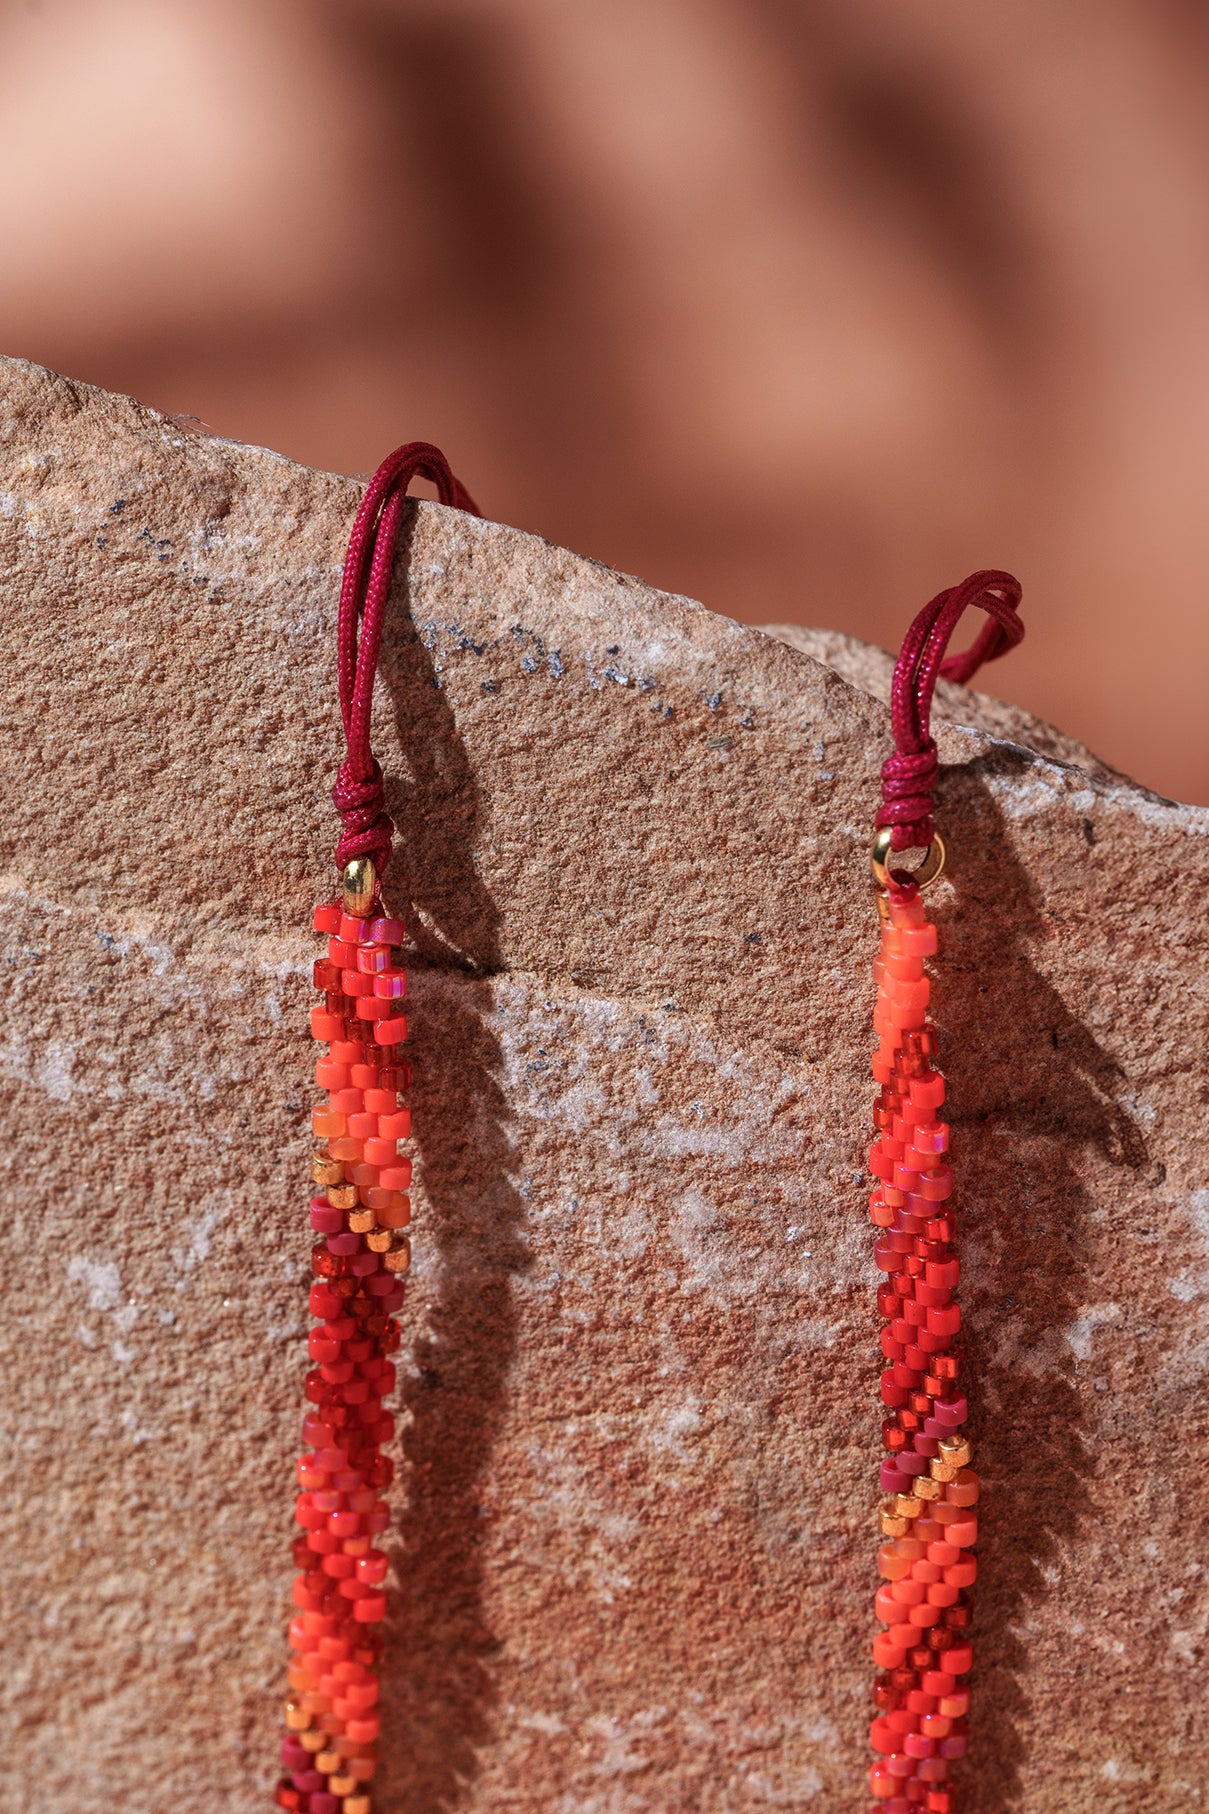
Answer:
top-left (369, 915), bottom-right (403, 943)
top-left (935, 1395), bottom-right (968, 1427)
top-left (310, 1201), bottom-right (343, 1234)
top-left (326, 1232), bottom-right (360, 1257)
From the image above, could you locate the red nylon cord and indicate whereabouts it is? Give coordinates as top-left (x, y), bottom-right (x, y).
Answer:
top-left (877, 570), bottom-right (1024, 852)
top-left (332, 442), bottom-right (481, 878)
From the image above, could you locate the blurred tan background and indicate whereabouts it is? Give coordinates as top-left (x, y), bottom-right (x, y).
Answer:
top-left (3, 0), bottom-right (1208, 802)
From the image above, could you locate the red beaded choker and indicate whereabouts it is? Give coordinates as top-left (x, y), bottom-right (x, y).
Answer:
top-left (277, 446), bottom-right (479, 1814)
top-left (866, 573), bottom-right (1024, 1813)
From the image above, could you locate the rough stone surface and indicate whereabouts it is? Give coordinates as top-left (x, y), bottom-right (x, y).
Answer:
top-left (1, 356), bottom-right (1206, 1814)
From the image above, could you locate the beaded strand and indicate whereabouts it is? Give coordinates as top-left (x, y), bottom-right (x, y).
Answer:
top-left (275, 903), bottom-right (413, 1814)
top-left (866, 883), bottom-right (977, 1812)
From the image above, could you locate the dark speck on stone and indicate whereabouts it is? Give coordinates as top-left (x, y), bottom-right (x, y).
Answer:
top-left (706, 691), bottom-right (722, 711)
top-left (606, 645), bottom-right (620, 655)
top-left (548, 651), bottom-right (565, 678)
top-left (110, 498), bottom-right (126, 514)
top-left (482, 678), bottom-right (498, 693)
top-left (521, 654), bottom-right (538, 674)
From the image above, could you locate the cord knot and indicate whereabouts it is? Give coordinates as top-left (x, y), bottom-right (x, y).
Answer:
top-left (876, 744), bottom-right (939, 852)
top-left (332, 757), bottom-right (394, 874)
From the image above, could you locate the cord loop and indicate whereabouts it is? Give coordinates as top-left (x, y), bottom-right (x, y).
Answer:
top-left (333, 442), bottom-right (480, 881)
top-left (876, 570), bottom-right (1024, 853)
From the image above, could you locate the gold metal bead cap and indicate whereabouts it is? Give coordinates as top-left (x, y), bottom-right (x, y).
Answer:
top-left (343, 856), bottom-right (376, 916)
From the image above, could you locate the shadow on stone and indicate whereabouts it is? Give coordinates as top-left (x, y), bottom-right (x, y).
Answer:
top-left (938, 756), bottom-right (1146, 1813)
top-left (375, 506), bottom-right (529, 1812)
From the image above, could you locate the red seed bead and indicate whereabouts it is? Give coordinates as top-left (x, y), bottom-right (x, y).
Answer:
top-left (374, 1014), bottom-right (409, 1046)
top-left (368, 915), bottom-right (403, 943)
top-left (362, 1138), bottom-right (397, 1166)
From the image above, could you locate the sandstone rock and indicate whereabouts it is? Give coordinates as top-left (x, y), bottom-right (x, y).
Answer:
top-left (1, 355), bottom-right (1206, 1813)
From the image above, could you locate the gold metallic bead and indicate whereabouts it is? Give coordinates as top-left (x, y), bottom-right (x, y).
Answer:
top-left (365, 1228), bottom-right (392, 1253)
top-left (880, 1511), bottom-right (909, 1537)
top-left (328, 1777), bottom-right (357, 1797)
top-left (913, 1474), bottom-right (941, 1501)
top-left (893, 1494), bottom-right (922, 1519)
top-left (316, 1750), bottom-right (343, 1775)
top-left (930, 1458), bottom-right (961, 1483)
top-left (348, 1208), bottom-right (375, 1234)
top-left (343, 858), bottom-right (376, 917)
top-left (299, 1729), bottom-right (326, 1753)
top-left (312, 1152), bottom-right (342, 1186)
top-left (939, 1435), bottom-right (972, 1468)
top-left (283, 1700), bottom-right (310, 1732)
top-left (383, 1237), bottom-right (412, 1274)
top-left (327, 1184), bottom-right (357, 1210)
